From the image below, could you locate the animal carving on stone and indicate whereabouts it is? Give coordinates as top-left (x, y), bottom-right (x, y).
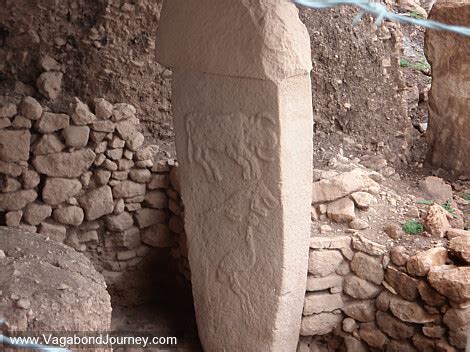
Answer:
top-left (215, 181), bottom-right (278, 323)
top-left (186, 112), bottom-right (278, 183)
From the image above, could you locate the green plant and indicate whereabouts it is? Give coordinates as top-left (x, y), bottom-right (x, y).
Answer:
top-left (403, 220), bottom-right (424, 234)
top-left (408, 10), bottom-right (424, 19)
top-left (416, 199), bottom-right (434, 205)
top-left (400, 58), bottom-right (430, 72)
top-left (464, 194), bottom-right (470, 201)
top-left (442, 200), bottom-right (457, 218)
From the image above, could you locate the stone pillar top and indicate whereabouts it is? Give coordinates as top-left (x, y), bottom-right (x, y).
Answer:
top-left (155, 0), bottom-right (312, 82)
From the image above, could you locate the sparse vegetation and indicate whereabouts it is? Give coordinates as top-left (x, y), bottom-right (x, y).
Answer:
top-left (464, 194), bottom-right (470, 202)
top-left (416, 199), bottom-right (434, 205)
top-left (403, 220), bottom-right (424, 234)
top-left (442, 199), bottom-right (457, 218)
top-left (408, 10), bottom-right (425, 19)
top-left (400, 58), bottom-right (431, 72)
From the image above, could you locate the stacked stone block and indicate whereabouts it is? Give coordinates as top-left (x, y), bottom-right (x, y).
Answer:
top-left (0, 94), bottom-right (181, 303)
top-left (299, 234), bottom-right (470, 351)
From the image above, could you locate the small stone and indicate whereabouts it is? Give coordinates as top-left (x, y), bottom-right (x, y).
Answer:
top-left (103, 159), bottom-right (118, 171)
top-left (411, 333), bottom-right (435, 352)
top-left (62, 125), bottom-right (90, 148)
top-left (352, 234), bottom-right (386, 256)
top-left (358, 322), bottom-right (387, 348)
top-left (125, 203), bottom-right (141, 212)
top-left (109, 136), bottom-right (125, 149)
top-left (303, 292), bottom-right (343, 315)
top-left (389, 295), bottom-right (438, 323)
top-left (43, 178), bottom-right (82, 205)
top-left (317, 224), bottom-right (331, 233)
top-left (419, 176), bottom-right (453, 203)
top-left (37, 112), bottom-right (69, 133)
top-left (39, 55), bottom-right (62, 71)
top-left (422, 325), bottom-right (446, 338)
top-left (126, 131), bottom-right (144, 151)
top-left (0, 130), bottom-right (31, 162)
top-left (112, 170), bottom-right (128, 180)
top-left (423, 204), bottom-right (451, 237)
top-left (417, 281), bottom-right (446, 306)
top-left (436, 340), bottom-right (457, 352)
top-left (306, 274), bottom-right (343, 291)
top-left (351, 252), bottom-right (383, 285)
top-left (0, 190), bottom-right (37, 211)
top-left (78, 186), bottom-right (114, 221)
top-left (311, 169), bottom-right (378, 203)
top-left (23, 203), bottom-right (53, 225)
top-left (0, 102), bottom-right (17, 118)
top-left (384, 224), bottom-right (405, 239)
top-left (309, 236), bottom-right (351, 249)
top-left (336, 261), bottom-right (351, 276)
top-left (135, 145), bottom-right (159, 161)
top-left (385, 267), bottom-right (419, 301)
top-left (94, 98), bottom-right (113, 119)
top-left (12, 115), bottom-right (32, 129)
top-left (327, 197), bottom-right (355, 223)
top-left (390, 245), bottom-right (409, 266)
top-left (118, 158), bottom-right (134, 171)
top-left (348, 219), bottom-right (369, 230)
top-left (0, 117), bottom-right (11, 129)
top-left (300, 313), bottom-right (343, 336)
top-left (113, 198), bottom-right (125, 214)
top-left (5, 210), bottom-right (22, 226)
top-left (38, 222), bottom-right (67, 242)
top-left (106, 148), bottom-right (123, 161)
top-left (0, 160), bottom-right (23, 177)
top-left (351, 191), bottom-right (373, 209)
top-left (406, 247), bottom-right (447, 276)
top-left (105, 212), bottom-right (133, 231)
top-left (92, 120), bottom-right (115, 132)
top-left (428, 265), bottom-right (470, 302)
top-left (145, 191), bottom-right (168, 209)
top-left (449, 235), bottom-right (470, 264)
top-left (22, 170), bottom-right (40, 189)
top-left (343, 300), bottom-right (376, 322)
top-left (343, 275), bottom-right (381, 299)
top-left (113, 226), bottom-right (141, 249)
top-left (375, 291), bottom-right (393, 312)
top-left (376, 311), bottom-right (415, 339)
top-left (16, 299), bottom-right (31, 310)
top-left (19, 96), bottom-right (42, 120)
top-left (449, 329), bottom-right (467, 349)
top-left (141, 224), bottom-right (175, 247)
top-left (134, 208), bottom-right (168, 229)
top-left (95, 169), bottom-right (111, 185)
top-left (117, 250), bottom-right (136, 261)
top-left (446, 228), bottom-right (470, 240)
top-left (308, 250), bottom-right (343, 277)
top-left (129, 168), bottom-right (151, 183)
top-left (112, 180), bottom-right (146, 199)
top-left (112, 103), bottom-right (136, 121)
top-left (53, 206), bottom-right (84, 226)
top-left (148, 174), bottom-right (169, 189)
top-left (37, 71), bottom-right (63, 100)
top-left (343, 318), bottom-right (358, 333)
top-left (70, 97), bottom-right (96, 125)
top-left (1, 177), bottom-right (22, 193)
top-left (443, 306), bottom-right (470, 332)
top-left (33, 134), bottom-right (65, 155)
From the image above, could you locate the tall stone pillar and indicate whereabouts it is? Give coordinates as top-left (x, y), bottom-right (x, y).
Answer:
top-left (156, 1), bottom-right (313, 351)
top-left (425, 0), bottom-right (470, 174)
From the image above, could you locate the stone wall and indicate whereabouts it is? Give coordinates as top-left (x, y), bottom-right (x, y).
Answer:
top-left (299, 234), bottom-right (469, 351)
top-left (0, 94), bottom-right (184, 305)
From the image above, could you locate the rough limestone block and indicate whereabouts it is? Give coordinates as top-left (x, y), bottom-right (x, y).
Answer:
top-left (0, 130), bottom-right (30, 162)
top-left (156, 1), bottom-right (313, 350)
top-left (425, 0), bottom-right (470, 173)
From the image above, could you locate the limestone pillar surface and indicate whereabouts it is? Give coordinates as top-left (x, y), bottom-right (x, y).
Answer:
top-left (425, 0), bottom-right (470, 174)
top-left (156, 1), bottom-right (313, 351)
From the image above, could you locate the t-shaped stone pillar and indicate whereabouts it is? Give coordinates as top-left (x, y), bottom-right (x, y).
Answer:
top-left (156, 1), bottom-right (313, 350)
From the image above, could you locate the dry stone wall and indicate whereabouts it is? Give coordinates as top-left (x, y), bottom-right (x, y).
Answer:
top-left (299, 235), bottom-right (469, 351)
top-left (0, 94), bottom-right (184, 305)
